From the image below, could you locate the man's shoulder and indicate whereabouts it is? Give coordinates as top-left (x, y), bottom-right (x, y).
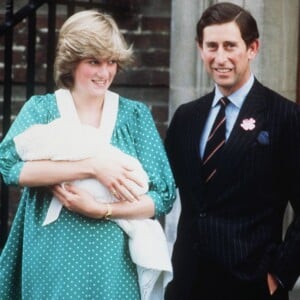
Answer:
top-left (252, 79), bottom-right (295, 106)
top-left (175, 92), bottom-right (213, 115)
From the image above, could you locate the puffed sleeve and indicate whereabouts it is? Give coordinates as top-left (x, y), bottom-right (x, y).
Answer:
top-left (0, 94), bottom-right (58, 186)
top-left (129, 102), bottom-right (176, 218)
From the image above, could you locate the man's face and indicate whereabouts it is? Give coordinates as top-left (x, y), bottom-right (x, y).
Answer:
top-left (199, 21), bottom-right (259, 96)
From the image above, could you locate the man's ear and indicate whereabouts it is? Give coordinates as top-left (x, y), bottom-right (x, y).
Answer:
top-left (197, 41), bottom-right (204, 60)
top-left (248, 39), bottom-right (260, 60)
top-left (196, 40), bottom-right (202, 50)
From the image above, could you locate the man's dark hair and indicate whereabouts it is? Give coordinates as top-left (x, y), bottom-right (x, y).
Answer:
top-left (196, 2), bottom-right (259, 48)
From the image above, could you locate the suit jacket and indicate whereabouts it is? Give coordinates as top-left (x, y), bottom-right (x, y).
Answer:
top-left (165, 79), bottom-right (300, 298)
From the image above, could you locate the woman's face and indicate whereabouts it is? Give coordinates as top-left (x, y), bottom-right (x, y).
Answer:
top-left (72, 58), bottom-right (117, 98)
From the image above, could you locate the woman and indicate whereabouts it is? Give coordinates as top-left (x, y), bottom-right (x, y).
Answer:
top-left (0, 10), bottom-right (176, 300)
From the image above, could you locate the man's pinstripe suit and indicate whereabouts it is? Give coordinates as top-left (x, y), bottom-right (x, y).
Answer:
top-left (165, 79), bottom-right (300, 299)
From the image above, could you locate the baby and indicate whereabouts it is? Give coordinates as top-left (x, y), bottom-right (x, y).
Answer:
top-left (14, 117), bottom-right (148, 225)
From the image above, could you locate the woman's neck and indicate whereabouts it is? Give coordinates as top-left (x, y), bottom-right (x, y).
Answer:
top-left (71, 91), bottom-right (104, 128)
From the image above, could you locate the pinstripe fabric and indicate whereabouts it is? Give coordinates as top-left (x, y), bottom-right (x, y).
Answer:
top-left (165, 79), bottom-right (300, 300)
top-left (202, 97), bottom-right (230, 183)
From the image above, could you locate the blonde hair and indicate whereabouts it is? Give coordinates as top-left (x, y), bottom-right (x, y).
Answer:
top-left (54, 10), bottom-right (133, 89)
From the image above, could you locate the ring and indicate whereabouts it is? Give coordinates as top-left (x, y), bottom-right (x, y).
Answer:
top-left (111, 189), bottom-right (117, 196)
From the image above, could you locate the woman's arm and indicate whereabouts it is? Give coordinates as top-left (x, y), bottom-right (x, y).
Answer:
top-left (52, 184), bottom-right (155, 219)
top-left (19, 159), bottom-right (94, 187)
top-left (19, 154), bottom-right (142, 202)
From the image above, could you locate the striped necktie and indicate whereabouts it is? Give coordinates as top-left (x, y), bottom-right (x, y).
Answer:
top-left (202, 97), bottom-right (230, 183)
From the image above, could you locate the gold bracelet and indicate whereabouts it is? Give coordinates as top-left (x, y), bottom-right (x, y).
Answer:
top-left (104, 203), bottom-right (112, 220)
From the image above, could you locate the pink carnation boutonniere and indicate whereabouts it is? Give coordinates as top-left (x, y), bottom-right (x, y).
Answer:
top-left (240, 118), bottom-right (256, 131)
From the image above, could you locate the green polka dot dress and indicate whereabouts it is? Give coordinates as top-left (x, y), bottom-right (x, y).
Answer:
top-left (0, 93), bottom-right (176, 300)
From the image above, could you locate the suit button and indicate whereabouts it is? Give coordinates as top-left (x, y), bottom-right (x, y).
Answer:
top-left (199, 212), bottom-right (207, 218)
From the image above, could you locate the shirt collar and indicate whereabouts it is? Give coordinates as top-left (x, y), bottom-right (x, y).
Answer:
top-left (213, 74), bottom-right (255, 108)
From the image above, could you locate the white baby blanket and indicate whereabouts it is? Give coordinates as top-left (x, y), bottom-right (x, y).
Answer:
top-left (14, 89), bottom-right (172, 300)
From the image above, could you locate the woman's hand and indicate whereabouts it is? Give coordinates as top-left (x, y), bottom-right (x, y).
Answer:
top-left (89, 154), bottom-right (144, 202)
top-left (51, 184), bottom-right (105, 219)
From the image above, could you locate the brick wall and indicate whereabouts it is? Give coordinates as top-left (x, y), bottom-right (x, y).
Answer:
top-left (0, 0), bottom-right (171, 235)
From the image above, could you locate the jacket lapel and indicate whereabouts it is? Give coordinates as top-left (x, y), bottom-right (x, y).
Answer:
top-left (191, 92), bottom-right (214, 160)
top-left (187, 92), bottom-right (214, 203)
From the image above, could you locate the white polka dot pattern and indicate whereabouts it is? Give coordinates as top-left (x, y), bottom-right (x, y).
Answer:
top-left (0, 94), bottom-right (176, 299)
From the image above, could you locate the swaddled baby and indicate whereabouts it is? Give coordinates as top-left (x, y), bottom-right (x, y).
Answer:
top-left (14, 117), bottom-right (148, 226)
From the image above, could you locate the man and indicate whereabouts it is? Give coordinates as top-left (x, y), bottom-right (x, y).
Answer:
top-left (165, 2), bottom-right (300, 300)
